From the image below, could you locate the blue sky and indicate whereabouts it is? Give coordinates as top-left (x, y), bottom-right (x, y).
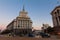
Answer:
top-left (0, 0), bottom-right (60, 30)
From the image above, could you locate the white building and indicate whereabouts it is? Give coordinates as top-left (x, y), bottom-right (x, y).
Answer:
top-left (6, 6), bottom-right (32, 35)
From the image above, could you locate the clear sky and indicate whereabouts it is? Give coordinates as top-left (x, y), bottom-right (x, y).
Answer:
top-left (0, 0), bottom-right (60, 30)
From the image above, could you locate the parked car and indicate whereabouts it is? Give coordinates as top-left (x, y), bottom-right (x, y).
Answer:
top-left (28, 33), bottom-right (35, 37)
top-left (40, 32), bottom-right (50, 38)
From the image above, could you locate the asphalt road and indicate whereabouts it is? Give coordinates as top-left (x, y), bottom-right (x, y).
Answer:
top-left (0, 36), bottom-right (60, 40)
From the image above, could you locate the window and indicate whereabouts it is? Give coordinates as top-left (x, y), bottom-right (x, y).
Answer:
top-left (54, 12), bottom-right (56, 16)
top-left (57, 10), bottom-right (59, 13)
top-left (57, 10), bottom-right (60, 15)
top-left (56, 17), bottom-right (59, 25)
top-left (59, 16), bottom-right (60, 21)
top-left (18, 21), bottom-right (21, 27)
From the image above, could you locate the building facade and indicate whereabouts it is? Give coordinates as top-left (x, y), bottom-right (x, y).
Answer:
top-left (51, 6), bottom-right (60, 27)
top-left (6, 6), bottom-right (32, 35)
top-left (51, 6), bottom-right (60, 35)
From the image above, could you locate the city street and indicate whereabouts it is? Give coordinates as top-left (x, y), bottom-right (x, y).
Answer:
top-left (0, 36), bottom-right (60, 40)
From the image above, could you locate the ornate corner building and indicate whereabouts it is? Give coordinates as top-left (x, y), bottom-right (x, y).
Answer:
top-left (6, 6), bottom-right (32, 35)
top-left (51, 6), bottom-right (60, 35)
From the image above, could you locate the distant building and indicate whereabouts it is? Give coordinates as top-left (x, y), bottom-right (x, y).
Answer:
top-left (33, 30), bottom-right (42, 35)
top-left (41, 24), bottom-right (50, 33)
top-left (42, 24), bottom-right (50, 29)
top-left (6, 6), bottom-right (32, 35)
top-left (51, 6), bottom-right (60, 35)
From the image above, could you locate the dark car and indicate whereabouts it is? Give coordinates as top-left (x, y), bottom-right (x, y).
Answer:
top-left (40, 32), bottom-right (50, 38)
top-left (28, 33), bottom-right (35, 37)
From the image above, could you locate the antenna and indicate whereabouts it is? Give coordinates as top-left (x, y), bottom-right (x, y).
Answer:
top-left (22, 0), bottom-right (25, 11)
top-left (22, 4), bottom-right (25, 11)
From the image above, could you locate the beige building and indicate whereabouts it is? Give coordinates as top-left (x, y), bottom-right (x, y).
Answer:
top-left (6, 6), bottom-right (32, 35)
top-left (51, 6), bottom-right (60, 27)
top-left (51, 6), bottom-right (60, 35)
